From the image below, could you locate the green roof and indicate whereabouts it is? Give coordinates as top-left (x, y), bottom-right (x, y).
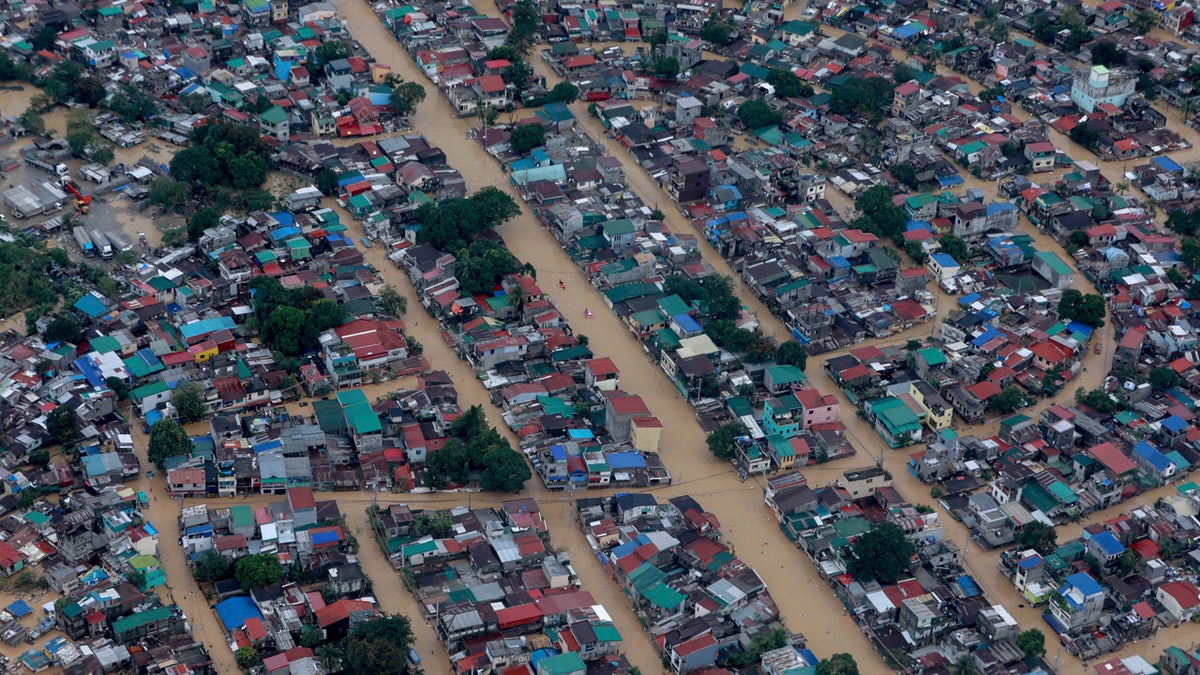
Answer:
top-left (1034, 250), bottom-right (1073, 276)
top-left (1022, 482), bottom-right (1057, 514)
top-left (537, 396), bottom-right (574, 418)
top-left (98, 6), bottom-right (122, 15)
top-left (112, 606), bottom-right (172, 636)
top-left (1047, 480), bottom-right (1079, 505)
top-left (916, 347), bottom-right (946, 366)
top-left (628, 563), bottom-right (666, 594)
top-left (869, 397), bottom-right (920, 434)
top-left (592, 622), bottom-right (621, 642)
top-left (89, 335), bottom-right (122, 353)
top-left (832, 516), bottom-right (872, 539)
top-left (643, 583), bottom-right (687, 610)
top-left (765, 365), bottom-right (806, 387)
top-left (337, 389), bottom-right (382, 434)
top-left (768, 434), bottom-right (794, 458)
top-left (726, 396), bottom-right (753, 417)
top-left (656, 294), bottom-right (691, 317)
top-left (602, 218), bottom-right (635, 237)
top-left (231, 505), bottom-right (253, 528)
top-left (129, 555), bottom-right (160, 570)
top-left (131, 381), bottom-right (170, 402)
top-left (538, 652), bottom-right (586, 675)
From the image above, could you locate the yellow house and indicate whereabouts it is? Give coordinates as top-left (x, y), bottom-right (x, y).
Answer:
top-left (189, 339), bottom-right (218, 363)
top-left (909, 381), bottom-right (953, 431)
top-left (630, 416), bottom-right (663, 453)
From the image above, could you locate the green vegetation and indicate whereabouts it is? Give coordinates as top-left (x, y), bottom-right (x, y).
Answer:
top-left (829, 76), bottom-right (893, 124)
top-left (737, 99), bottom-right (782, 130)
top-left (510, 123), bottom-right (546, 154)
top-left (43, 315), bottom-right (82, 344)
top-left (415, 186), bottom-right (520, 253)
top-left (192, 550), bottom-right (232, 583)
top-left (172, 382), bottom-right (207, 425)
top-left (1150, 366), bottom-right (1181, 390)
top-left (1075, 387), bottom-right (1128, 414)
top-left (988, 386), bottom-right (1028, 414)
top-left (424, 406), bottom-right (531, 492)
top-left (847, 521), bottom-right (914, 584)
top-left (721, 627), bottom-right (788, 667)
top-left (652, 56), bottom-right (681, 80)
top-left (342, 615), bottom-right (418, 675)
top-left (776, 341), bottom-right (808, 371)
top-left (505, 0), bottom-right (540, 56)
top-left (707, 421), bottom-right (748, 460)
top-left (147, 419), bottom-right (194, 470)
top-left (1016, 629), bottom-right (1046, 658)
top-left (766, 68), bottom-right (814, 99)
top-left (235, 553), bottom-right (285, 589)
top-left (170, 123), bottom-right (273, 196)
top-left (1057, 288), bottom-right (1106, 327)
top-left (700, 13), bottom-right (737, 47)
top-left (1028, 9), bottom-right (1093, 54)
top-left (1014, 522), bottom-right (1058, 555)
top-left (455, 240), bottom-right (520, 295)
top-left (816, 653), bottom-right (860, 675)
top-left (663, 274), bottom-right (741, 322)
top-left (938, 235), bottom-right (968, 264)
top-left (46, 406), bottom-right (78, 446)
top-left (852, 185), bottom-right (906, 245)
top-left (388, 79), bottom-right (427, 117)
top-left (235, 646), bottom-right (260, 669)
top-left (545, 81), bottom-right (579, 104)
top-left (248, 276), bottom-right (349, 359)
top-left (0, 236), bottom-right (68, 318)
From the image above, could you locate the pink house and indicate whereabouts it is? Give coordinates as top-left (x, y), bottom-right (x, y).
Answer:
top-left (795, 387), bottom-right (840, 428)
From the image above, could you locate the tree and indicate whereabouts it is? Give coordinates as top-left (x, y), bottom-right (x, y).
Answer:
top-left (187, 206), bottom-right (222, 241)
top-left (235, 553), bottom-right (284, 589)
top-left (389, 80), bottom-right (427, 117)
top-left (766, 68), bottom-right (813, 98)
top-left (651, 56), bottom-right (680, 80)
top-left (776, 341), bottom-right (807, 371)
top-left (846, 521), bottom-right (915, 584)
top-left (938, 234), bottom-right (968, 264)
top-left (148, 178), bottom-right (191, 207)
top-left (298, 625), bottom-right (323, 648)
top-left (317, 168), bottom-right (339, 197)
top-left (1090, 41), bottom-right (1127, 68)
top-left (312, 40), bottom-right (352, 67)
top-left (1016, 628), bottom-right (1046, 658)
top-left (506, 0), bottom-right (540, 56)
top-left (510, 123), bottom-right (546, 154)
top-left (75, 76), bottom-right (107, 107)
top-left (853, 185), bottom-right (906, 243)
top-left (43, 315), bottom-right (82, 343)
top-left (829, 76), bottom-right (894, 123)
top-left (989, 386), bottom-right (1027, 414)
top-left (173, 382), bottom-right (207, 424)
top-left (502, 60), bottom-right (533, 89)
top-left (707, 421), bottom-right (748, 460)
top-left (342, 615), bottom-right (416, 675)
top-left (377, 286), bottom-right (408, 316)
top-left (1077, 293), bottom-right (1107, 328)
top-left (1131, 10), bottom-right (1158, 34)
top-left (28, 450), bottom-right (50, 469)
top-left (699, 275), bottom-right (740, 321)
top-left (147, 419), bottom-right (194, 469)
top-left (737, 99), bottom-right (781, 130)
top-left (456, 239), bottom-right (520, 295)
top-left (1014, 521), bottom-right (1058, 555)
top-left (1068, 231), bottom-right (1090, 249)
top-left (816, 653), bottom-right (860, 675)
top-left (700, 13), bottom-right (736, 47)
top-left (90, 143), bottom-right (114, 166)
top-left (235, 646), bottom-right (260, 669)
top-left (316, 645), bottom-right (342, 673)
top-left (415, 187), bottom-right (520, 252)
top-left (905, 240), bottom-right (928, 263)
top-left (1150, 366), bottom-right (1181, 390)
top-left (479, 447), bottom-right (532, 492)
top-left (46, 406), bottom-right (78, 446)
top-left (105, 376), bottom-right (129, 401)
top-left (193, 550), bottom-right (232, 583)
top-left (18, 108), bottom-right (44, 136)
top-left (648, 27), bottom-right (669, 50)
top-left (545, 81), bottom-right (579, 104)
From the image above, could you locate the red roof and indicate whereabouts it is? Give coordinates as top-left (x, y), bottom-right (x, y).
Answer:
top-left (674, 632), bottom-right (718, 655)
top-left (496, 603), bottom-right (544, 630)
top-left (316, 599), bottom-right (373, 627)
top-left (288, 486), bottom-right (316, 510)
top-left (1160, 580), bottom-right (1200, 610)
top-left (968, 381), bottom-right (1002, 401)
top-left (1087, 442), bottom-right (1137, 475)
top-left (586, 357), bottom-right (619, 377)
top-left (1030, 341), bottom-right (1070, 364)
top-left (609, 394), bottom-right (650, 416)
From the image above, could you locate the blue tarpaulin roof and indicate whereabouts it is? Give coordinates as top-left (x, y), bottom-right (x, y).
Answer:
top-left (74, 293), bottom-right (109, 319)
top-left (606, 452), bottom-right (647, 470)
top-left (1152, 156), bottom-right (1184, 173)
top-left (74, 356), bottom-right (105, 388)
top-left (6, 600), bottom-right (31, 618)
top-left (956, 575), bottom-right (981, 597)
top-left (1065, 321), bottom-right (1094, 336)
top-left (216, 596), bottom-right (262, 631)
top-left (311, 530), bottom-right (340, 546)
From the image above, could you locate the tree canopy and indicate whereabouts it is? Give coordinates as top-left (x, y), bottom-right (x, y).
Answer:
top-left (505, 0), bottom-right (540, 56)
top-left (1014, 521), bottom-right (1058, 555)
top-left (235, 553), bottom-right (284, 589)
top-left (707, 421), bottom-right (748, 460)
top-left (766, 68), bottom-right (814, 98)
top-left (700, 13), bottom-right (736, 46)
top-left (192, 550), bottom-right (232, 582)
top-left (738, 99), bottom-right (782, 130)
top-left (249, 276), bottom-right (349, 358)
top-left (424, 406), bottom-right (530, 492)
top-left (170, 123), bottom-right (272, 196)
top-left (416, 186), bottom-right (521, 252)
top-left (456, 240), bottom-right (520, 295)
top-left (389, 81), bottom-right (427, 117)
top-left (148, 419), bottom-right (194, 469)
top-left (989, 386), bottom-right (1028, 414)
top-left (173, 382), bottom-right (207, 424)
top-left (847, 521), bottom-right (915, 584)
top-left (342, 615), bottom-right (417, 675)
top-left (510, 123), bottom-right (546, 154)
top-left (829, 76), bottom-right (894, 123)
top-left (545, 81), bottom-right (579, 104)
top-left (816, 653), bottom-right (860, 675)
top-left (776, 341), bottom-right (807, 371)
top-left (1057, 289), bottom-right (1106, 327)
top-left (46, 406), bottom-right (78, 446)
top-left (1017, 629), bottom-right (1046, 658)
top-left (852, 185), bottom-right (906, 244)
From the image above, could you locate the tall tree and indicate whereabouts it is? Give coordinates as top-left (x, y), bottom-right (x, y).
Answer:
top-left (172, 382), bottom-right (207, 424)
top-left (846, 521), bottom-right (915, 584)
top-left (147, 419), bottom-right (194, 469)
top-left (506, 0), bottom-right (540, 56)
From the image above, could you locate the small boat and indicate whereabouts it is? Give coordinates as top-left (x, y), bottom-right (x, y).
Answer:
top-left (584, 309), bottom-right (594, 319)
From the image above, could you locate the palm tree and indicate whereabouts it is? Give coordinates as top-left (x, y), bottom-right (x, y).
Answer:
top-left (951, 655), bottom-right (978, 675)
top-left (316, 644), bottom-right (342, 673)
top-left (1115, 181), bottom-right (1130, 195)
